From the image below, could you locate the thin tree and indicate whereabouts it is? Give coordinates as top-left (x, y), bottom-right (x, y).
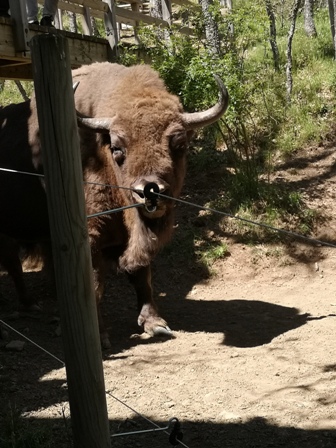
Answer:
top-left (304, 0), bottom-right (317, 37)
top-left (68, 11), bottom-right (77, 33)
top-left (328, 0), bottom-right (336, 58)
top-left (200, 0), bottom-right (221, 56)
top-left (265, 0), bottom-right (280, 71)
top-left (220, 0), bottom-right (233, 36)
top-left (286, 0), bottom-right (303, 102)
top-left (91, 16), bottom-right (100, 37)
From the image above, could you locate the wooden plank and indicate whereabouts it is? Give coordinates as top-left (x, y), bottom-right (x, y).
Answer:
top-left (30, 33), bottom-right (111, 448)
top-left (0, 21), bottom-right (110, 79)
top-left (66, 32), bottom-right (109, 65)
top-left (8, 0), bottom-right (29, 52)
top-left (0, 63), bottom-right (32, 81)
top-left (115, 6), bottom-right (168, 26)
top-left (58, 1), bottom-right (86, 15)
top-left (103, 0), bottom-right (119, 58)
top-left (173, 0), bottom-right (200, 9)
top-left (45, 0), bottom-right (109, 13)
top-left (0, 19), bottom-right (30, 62)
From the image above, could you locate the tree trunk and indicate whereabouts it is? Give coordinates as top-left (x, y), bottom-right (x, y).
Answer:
top-left (304, 0), bottom-right (317, 37)
top-left (220, 0), bottom-right (234, 36)
top-left (200, 0), bottom-right (221, 56)
top-left (328, 0), bottom-right (336, 58)
top-left (150, 0), bottom-right (165, 40)
top-left (68, 11), bottom-right (77, 33)
top-left (151, 0), bottom-right (162, 18)
top-left (90, 16), bottom-right (100, 37)
top-left (286, 0), bottom-right (303, 102)
top-left (265, 0), bottom-right (280, 71)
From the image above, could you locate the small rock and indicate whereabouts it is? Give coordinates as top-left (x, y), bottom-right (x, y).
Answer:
top-left (6, 340), bottom-right (26, 351)
top-left (163, 401), bottom-right (175, 408)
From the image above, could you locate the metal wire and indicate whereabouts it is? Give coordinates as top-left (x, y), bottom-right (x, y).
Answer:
top-left (107, 392), bottom-right (189, 447)
top-left (87, 203), bottom-right (143, 218)
top-left (0, 320), bottom-right (191, 447)
top-left (0, 167), bottom-right (136, 192)
top-left (1, 165), bottom-right (335, 248)
top-left (154, 192), bottom-right (336, 249)
top-left (0, 319), bottom-right (65, 366)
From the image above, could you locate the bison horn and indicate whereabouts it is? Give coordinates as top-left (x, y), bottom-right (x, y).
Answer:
top-left (183, 75), bottom-right (229, 130)
top-left (73, 81), bottom-right (80, 93)
top-left (76, 116), bottom-right (112, 133)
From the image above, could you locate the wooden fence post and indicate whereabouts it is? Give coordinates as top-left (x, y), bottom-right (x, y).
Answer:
top-left (8, 0), bottom-right (29, 52)
top-left (29, 34), bottom-right (111, 448)
top-left (103, 0), bottom-right (120, 59)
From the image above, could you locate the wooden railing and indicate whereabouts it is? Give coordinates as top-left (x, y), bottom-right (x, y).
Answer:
top-left (41, 0), bottom-right (199, 49)
top-left (0, 0), bottom-right (200, 80)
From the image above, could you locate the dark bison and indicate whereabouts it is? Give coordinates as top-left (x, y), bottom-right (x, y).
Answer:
top-left (0, 62), bottom-right (229, 347)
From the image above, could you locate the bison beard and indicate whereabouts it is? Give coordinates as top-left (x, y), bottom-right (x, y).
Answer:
top-left (0, 62), bottom-right (229, 348)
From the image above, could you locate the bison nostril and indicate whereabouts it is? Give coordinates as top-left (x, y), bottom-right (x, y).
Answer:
top-left (134, 190), bottom-right (145, 200)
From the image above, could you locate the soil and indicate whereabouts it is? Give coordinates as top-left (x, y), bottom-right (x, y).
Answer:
top-left (1, 143), bottom-right (336, 448)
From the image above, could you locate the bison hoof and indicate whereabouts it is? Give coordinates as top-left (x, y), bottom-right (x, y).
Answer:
top-left (152, 325), bottom-right (173, 337)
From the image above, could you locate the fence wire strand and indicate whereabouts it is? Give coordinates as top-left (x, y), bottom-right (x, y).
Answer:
top-left (0, 319), bottom-right (191, 447)
top-left (0, 166), bottom-right (335, 248)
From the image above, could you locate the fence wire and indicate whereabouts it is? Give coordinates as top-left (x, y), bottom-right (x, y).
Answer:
top-left (1, 166), bottom-right (335, 249)
top-left (0, 319), bottom-right (190, 447)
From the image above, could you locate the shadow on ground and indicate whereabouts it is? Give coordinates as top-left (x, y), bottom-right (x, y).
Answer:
top-left (1, 414), bottom-right (336, 448)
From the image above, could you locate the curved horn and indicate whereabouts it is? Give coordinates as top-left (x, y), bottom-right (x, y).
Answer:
top-left (183, 75), bottom-right (229, 130)
top-left (73, 81), bottom-right (80, 93)
top-left (73, 82), bottom-right (113, 133)
top-left (76, 116), bottom-right (113, 134)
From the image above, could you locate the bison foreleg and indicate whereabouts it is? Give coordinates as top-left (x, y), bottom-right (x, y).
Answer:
top-left (127, 266), bottom-right (172, 337)
top-left (0, 236), bottom-right (36, 309)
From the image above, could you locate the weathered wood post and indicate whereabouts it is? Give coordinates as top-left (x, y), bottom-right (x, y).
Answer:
top-left (29, 34), bottom-right (111, 448)
top-left (103, 0), bottom-right (120, 59)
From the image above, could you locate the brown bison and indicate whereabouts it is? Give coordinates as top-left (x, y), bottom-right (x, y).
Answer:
top-left (0, 62), bottom-right (228, 347)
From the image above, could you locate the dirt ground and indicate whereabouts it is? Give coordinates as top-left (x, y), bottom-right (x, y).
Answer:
top-left (1, 143), bottom-right (336, 447)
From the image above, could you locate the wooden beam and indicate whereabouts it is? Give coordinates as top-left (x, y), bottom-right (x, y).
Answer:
top-left (30, 33), bottom-right (111, 448)
top-left (115, 5), bottom-right (169, 26)
top-left (8, 0), bottom-right (30, 52)
top-left (173, 0), bottom-right (200, 9)
top-left (0, 63), bottom-right (32, 80)
top-left (103, 0), bottom-right (119, 58)
top-left (0, 21), bottom-right (111, 79)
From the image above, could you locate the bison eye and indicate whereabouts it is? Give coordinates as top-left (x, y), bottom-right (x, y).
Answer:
top-left (169, 133), bottom-right (188, 154)
top-left (111, 146), bottom-right (126, 166)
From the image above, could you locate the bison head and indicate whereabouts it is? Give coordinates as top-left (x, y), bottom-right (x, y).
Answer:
top-left (77, 73), bottom-right (229, 221)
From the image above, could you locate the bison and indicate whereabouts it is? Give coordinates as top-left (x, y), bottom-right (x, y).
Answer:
top-left (0, 62), bottom-right (229, 347)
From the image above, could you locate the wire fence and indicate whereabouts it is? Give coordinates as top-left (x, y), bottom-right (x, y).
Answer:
top-left (1, 163), bottom-right (335, 446)
top-left (1, 166), bottom-right (335, 249)
top-left (0, 319), bottom-right (190, 447)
